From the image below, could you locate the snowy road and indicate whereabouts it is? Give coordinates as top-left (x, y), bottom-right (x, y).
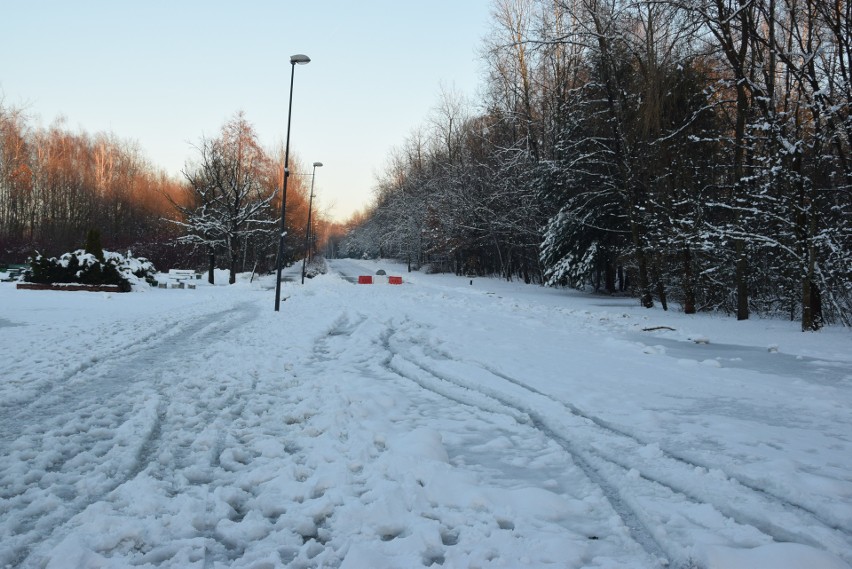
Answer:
top-left (1, 261), bottom-right (851, 568)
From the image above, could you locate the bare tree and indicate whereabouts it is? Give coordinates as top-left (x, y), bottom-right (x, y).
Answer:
top-left (174, 112), bottom-right (277, 284)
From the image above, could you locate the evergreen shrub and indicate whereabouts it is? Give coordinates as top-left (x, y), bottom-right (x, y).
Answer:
top-left (24, 250), bottom-right (157, 291)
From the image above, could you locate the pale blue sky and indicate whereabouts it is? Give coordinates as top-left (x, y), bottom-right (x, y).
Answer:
top-left (1, 1), bottom-right (494, 221)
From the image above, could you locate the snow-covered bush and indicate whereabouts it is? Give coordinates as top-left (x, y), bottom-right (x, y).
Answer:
top-left (304, 257), bottom-right (328, 279)
top-left (107, 251), bottom-right (157, 286)
top-left (25, 250), bottom-right (156, 291)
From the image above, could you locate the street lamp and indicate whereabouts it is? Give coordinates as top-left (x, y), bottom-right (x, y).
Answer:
top-left (274, 53), bottom-right (311, 312)
top-left (301, 161), bottom-right (323, 284)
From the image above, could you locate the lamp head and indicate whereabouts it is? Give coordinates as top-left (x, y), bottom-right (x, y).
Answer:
top-left (290, 54), bottom-right (311, 65)
top-left (313, 162), bottom-right (323, 168)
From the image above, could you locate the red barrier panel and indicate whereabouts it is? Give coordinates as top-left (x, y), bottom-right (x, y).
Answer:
top-left (388, 276), bottom-right (403, 285)
top-left (358, 275), bottom-right (373, 284)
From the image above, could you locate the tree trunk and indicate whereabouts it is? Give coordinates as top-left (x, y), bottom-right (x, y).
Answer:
top-left (735, 240), bottom-right (749, 320)
top-left (605, 260), bottom-right (616, 294)
top-left (734, 76), bottom-right (750, 321)
top-left (681, 247), bottom-right (696, 314)
top-left (633, 224), bottom-right (654, 308)
top-left (656, 280), bottom-right (668, 311)
top-left (229, 240), bottom-right (238, 284)
top-left (802, 278), bottom-right (822, 331)
top-left (208, 248), bottom-right (215, 285)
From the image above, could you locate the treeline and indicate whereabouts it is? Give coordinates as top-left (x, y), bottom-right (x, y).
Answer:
top-left (0, 102), bottom-right (183, 263)
top-left (343, 0), bottom-right (852, 330)
top-left (0, 102), bottom-right (326, 276)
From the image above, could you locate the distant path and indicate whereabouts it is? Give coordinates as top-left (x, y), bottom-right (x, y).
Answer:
top-left (326, 258), bottom-right (385, 283)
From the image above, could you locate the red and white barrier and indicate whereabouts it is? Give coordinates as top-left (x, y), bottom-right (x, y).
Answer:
top-left (356, 275), bottom-right (404, 285)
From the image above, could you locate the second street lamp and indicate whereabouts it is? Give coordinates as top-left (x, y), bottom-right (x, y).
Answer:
top-left (301, 161), bottom-right (323, 284)
top-left (274, 53), bottom-right (311, 312)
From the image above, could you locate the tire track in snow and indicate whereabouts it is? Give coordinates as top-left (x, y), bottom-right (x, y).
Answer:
top-left (474, 359), bottom-right (852, 539)
top-left (0, 299), bottom-right (250, 436)
top-left (0, 301), bottom-right (255, 450)
top-left (1, 301), bottom-right (260, 569)
top-left (373, 324), bottom-right (671, 568)
top-left (309, 314), bottom-right (661, 566)
top-left (381, 326), bottom-right (852, 566)
top-left (310, 312), bottom-right (369, 363)
top-left (466, 357), bottom-right (852, 551)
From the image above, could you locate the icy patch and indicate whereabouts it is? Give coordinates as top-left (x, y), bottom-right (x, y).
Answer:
top-left (701, 542), bottom-right (850, 569)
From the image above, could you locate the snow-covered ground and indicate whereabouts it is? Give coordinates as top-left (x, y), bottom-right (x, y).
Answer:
top-left (1, 259), bottom-right (850, 569)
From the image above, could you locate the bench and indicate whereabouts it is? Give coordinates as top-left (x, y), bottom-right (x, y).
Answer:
top-left (1, 264), bottom-right (27, 282)
top-left (160, 269), bottom-right (199, 289)
top-left (168, 269), bottom-right (198, 280)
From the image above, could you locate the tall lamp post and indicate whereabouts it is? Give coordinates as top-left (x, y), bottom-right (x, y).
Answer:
top-left (274, 53), bottom-right (311, 312)
top-left (301, 161), bottom-right (323, 284)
